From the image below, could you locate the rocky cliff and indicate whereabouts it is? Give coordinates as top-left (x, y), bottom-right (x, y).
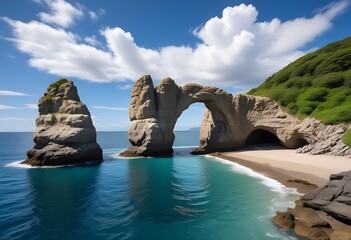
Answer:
top-left (274, 171), bottom-right (351, 239)
top-left (122, 75), bottom-right (351, 157)
top-left (23, 79), bottom-right (103, 166)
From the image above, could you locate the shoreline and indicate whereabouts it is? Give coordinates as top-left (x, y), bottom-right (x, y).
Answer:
top-left (210, 147), bottom-right (351, 194)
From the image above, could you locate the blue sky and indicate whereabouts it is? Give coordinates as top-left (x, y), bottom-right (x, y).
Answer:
top-left (0, 0), bottom-right (350, 132)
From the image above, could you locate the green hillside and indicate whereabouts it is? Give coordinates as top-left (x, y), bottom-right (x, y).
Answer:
top-left (248, 36), bottom-right (351, 125)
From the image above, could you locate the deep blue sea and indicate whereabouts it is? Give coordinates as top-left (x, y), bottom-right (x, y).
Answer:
top-left (0, 132), bottom-right (302, 240)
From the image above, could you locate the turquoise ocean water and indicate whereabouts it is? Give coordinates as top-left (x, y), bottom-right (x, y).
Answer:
top-left (0, 132), bottom-right (302, 239)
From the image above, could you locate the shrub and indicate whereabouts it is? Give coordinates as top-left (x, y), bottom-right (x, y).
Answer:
top-left (343, 69), bottom-right (351, 87)
top-left (317, 73), bottom-right (344, 88)
top-left (331, 49), bottom-right (351, 72)
top-left (265, 89), bottom-right (287, 101)
top-left (291, 63), bottom-right (308, 77)
top-left (313, 99), bottom-right (351, 124)
top-left (298, 106), bottom-right (314, 116)
top-left (49, 78), bottom-right (69, 89)
top-left (342, 129), bottom-right (351, 147)
top-left (41, 95), bottom-right (53, 102)
top-left (286, 102), bottom-right (298, 114)
top-left (320, 89), bottom-right (348, 108)
top-left (301, 88), bottom-right (329, 102)
top-left (278, 89), bottom-right (299, 106)
top-left (274, 71), bottom-right (291, 84)
top-left (285, 76), bottom-right (312, 88)
top-left (51, 114), bottom-right (57, 125)
top-left (305, 58), bottom-right (323, 75)
top-left (315, 49), bottom-right (351, 75)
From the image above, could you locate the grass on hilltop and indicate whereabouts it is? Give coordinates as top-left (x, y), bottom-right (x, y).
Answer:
top-left (248, 36), bottom-right (351, 125)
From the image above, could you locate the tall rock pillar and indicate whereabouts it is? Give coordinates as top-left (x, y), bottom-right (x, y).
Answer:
top-left (23, 79), bottom-right (103, 166)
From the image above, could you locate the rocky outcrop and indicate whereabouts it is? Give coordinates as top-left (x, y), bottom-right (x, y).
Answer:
top-left (274, 171), bottom-right (351, 240)
top-left (122, 75), bottom-right (351, 157)
top-left (296, 118), bottom-right (351, 156)
top-left (23, 79), bottom-right (103, 166)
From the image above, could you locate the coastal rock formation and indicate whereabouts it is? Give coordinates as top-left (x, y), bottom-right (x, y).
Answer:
top-left (23, 79), bottom-right (103, 166)
top-left (122, 75), bottom-right (351, 157)
top-left (122, 75), bottom-right (235, 156)
top-left (296, 118), bottom-right (351, 156)
top-left (274, 171), bottom-right (351, 240)
top-left (122, 75), bottom-right (305, 156)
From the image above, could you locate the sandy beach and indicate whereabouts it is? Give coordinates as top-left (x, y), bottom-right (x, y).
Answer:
top-left (211, 147), bottom-right (351, 194)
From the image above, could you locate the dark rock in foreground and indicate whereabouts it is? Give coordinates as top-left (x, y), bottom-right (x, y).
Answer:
top-left (274, 171), bottom-right (351, 240)
top-left (23, 79), bottom-right (103, 166)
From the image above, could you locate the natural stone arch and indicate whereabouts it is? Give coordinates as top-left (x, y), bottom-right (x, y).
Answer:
top-left (121, 75), bottom-right (312, 157)
top-left (122, 75), bottom-right (236, 156)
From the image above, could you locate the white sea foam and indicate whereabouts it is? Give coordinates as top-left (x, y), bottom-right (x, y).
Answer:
top-left (5, 160), bottom-right (62, 168)
top-left (110, 154), bottom-right (143, 160)
top-left (173, 146), bottom-right (198, 149)
top-left (5, 160), bottom-right (100, 168)
top-left (206, 155), bottom-right (301, 197)
top-left (109, 152), bottom-right (151, 160)
top-left (265, 232), bottom-right (298, 240)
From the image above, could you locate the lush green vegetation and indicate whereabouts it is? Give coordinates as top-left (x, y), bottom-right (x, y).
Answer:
top-left (41, 79), bottom-right (69, 102)
top-left (342, 129), bottom-right (351, 147)
top-left (49, 78), bottom-right (69, 89)
top-left (248, 37), bottom-right (351, 125)
top-left (41, 95), bottom-right (54, 102)
top-left (51, 114), bottom-right (57, 125)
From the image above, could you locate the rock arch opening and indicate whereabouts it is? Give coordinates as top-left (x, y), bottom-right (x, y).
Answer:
top-left (174, 103), bottom-right (203, 132)
top-left (173, 100), bottom-right (234, 154)
top-left (173, 103), bottom-right (203, 150)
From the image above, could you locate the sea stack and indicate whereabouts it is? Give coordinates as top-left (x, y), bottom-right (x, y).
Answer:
top-left (23, 79), bottom-right (103, 166)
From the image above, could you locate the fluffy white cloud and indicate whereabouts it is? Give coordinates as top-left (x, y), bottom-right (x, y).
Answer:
top-left (84, 35), bottom-right (102, 47)
top-left (92, 106), bottom-right (128, 111)
top-left (24, 104), bottom-right (38, 109)
top-left (0, 117), bottom-right (32, 121)
top-left (0, 104), bottom-right (20, 110)
top-left (3, 0), bottom-right (349, 90)
top-left (88, 11), bottom-right (97, 20)
top-left (0, 104), bottom-right (37, 110)
top-left (36, 0), bottom-right (83, 28)
top-left (3, 17), bottom-right (122, 82)
top-left (88, 8), bottom-right (105, 21)
top-left (118, 84), bottom-right (132, 90)
top-left (0, 90), bottom-right (30, 96)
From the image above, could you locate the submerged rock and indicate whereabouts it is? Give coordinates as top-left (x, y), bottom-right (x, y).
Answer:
top-left (23, 79), bottom-right (103, 166)
top-left (274, 171), bottom-right (351, 240)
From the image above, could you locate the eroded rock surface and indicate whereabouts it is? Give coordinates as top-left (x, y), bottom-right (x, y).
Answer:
top-left (122, 75), bottom-right (351, 157)
top-left (296, 118), bottom-right (351, 156)
top-left (23, 79), bottom-right (103, 166)
top-left (123, 75), bottom-right (242, 156)
top-left (274, 171), bottom-right (351, 240)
